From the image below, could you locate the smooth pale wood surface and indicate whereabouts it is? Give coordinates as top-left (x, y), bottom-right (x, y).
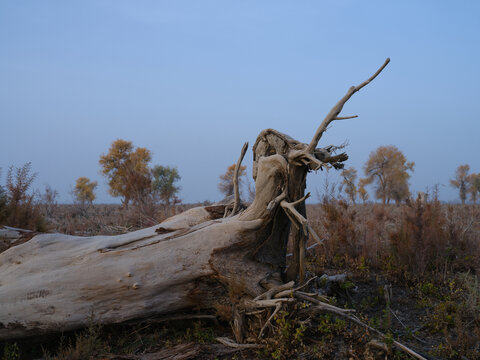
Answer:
top-left (0, 206), bottom-right (262, 339)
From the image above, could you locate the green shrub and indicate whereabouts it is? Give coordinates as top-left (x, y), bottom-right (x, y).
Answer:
top-left (2, 342), bottom-right (20, 360)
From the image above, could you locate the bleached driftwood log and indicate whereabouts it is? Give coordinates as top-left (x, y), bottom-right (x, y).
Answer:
top-left (0, 59), bottom-right (389, 340)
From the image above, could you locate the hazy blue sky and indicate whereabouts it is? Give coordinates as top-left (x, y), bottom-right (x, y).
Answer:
top-left (1, 1), bottom-right (479, 203)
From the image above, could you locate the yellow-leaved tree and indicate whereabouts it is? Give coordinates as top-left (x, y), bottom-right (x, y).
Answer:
top-left (74, 177), bottom-right (97, 205)
top-left (340, 167), bottom-right (357, 204)
top-left (99, 139), bottom-right (152, 207)
top-left (151, 165), bottom-right (181, 216)
top-left (357, 178), bottom-right (370, 204)
top-left (362, 145), bottom-right (414, 204)
top-left (450, 164), bottom-right (470, 204)
top-left (467, 172), bottom-right (480, 203)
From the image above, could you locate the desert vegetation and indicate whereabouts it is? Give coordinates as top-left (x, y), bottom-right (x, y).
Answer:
top-left (1, 60), bottom-right (479, 360)
top-left (1, 180), bottom-right (478, 359)
top-left (1, 146), bottom-right (480, 360)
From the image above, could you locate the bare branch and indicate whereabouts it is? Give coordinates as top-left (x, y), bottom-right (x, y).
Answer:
top-left (334, 115), bottom-right (358, 120)
top-left (243, 298), bottom-right (295, 309)
top-left (216, 337), bottom-right (263, 349)
top-left (307, 58), bottom-right (390, 153)
top-left (267, 189), bottom-right (287, 212)
top-left (355, 57), bottom-right (391, 91)
top-left (290, 192), bottom-right (310, 207)
top-left (258, 303), bottom-right (281, 338)
top-left (231, 142), bottom-right (249, 216)
top-left (307, 224), bottom-right (324, 245)
top-left (280, 199), bottom-right (308, 235)
top-left (254, 281), bottom-right (295, 301)
top-left (293, 275), bottom-right (318, 291)
top-left (274, 276), bottom-right (318, 298)
top-left (279, 196), bottom-right (323, 246)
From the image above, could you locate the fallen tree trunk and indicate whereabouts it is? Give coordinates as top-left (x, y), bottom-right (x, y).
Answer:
top-left (0, 58), bottom-right (389, 340)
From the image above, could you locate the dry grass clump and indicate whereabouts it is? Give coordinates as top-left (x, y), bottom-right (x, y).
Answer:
top-left (308, 197), bottom-right (480, 284)
top-left (388, 201), bottom-right (479, 280)
top-left (0, 163), bottom-right (47, 231)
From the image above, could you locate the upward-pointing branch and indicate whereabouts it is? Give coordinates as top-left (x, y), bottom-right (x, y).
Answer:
top-left (231, 142), bottom-right (249, 216)
top-left (307, 58), bottom-right (390, 153)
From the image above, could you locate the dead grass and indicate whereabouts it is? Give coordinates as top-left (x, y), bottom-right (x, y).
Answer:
top-left (40, 202), bottom-right (198, 236)
top-left (2, 198), bottom-right (479, 359)
top-left (0, 163), bottom-right (47, 232)
top-left (307, 199), bottom-right (480, 284)
top-left (306, 197), bottom-right (480, 359)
